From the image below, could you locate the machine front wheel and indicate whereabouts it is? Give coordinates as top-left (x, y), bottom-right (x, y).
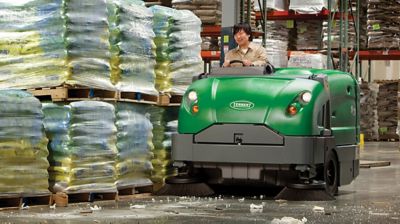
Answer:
top-left (324, 150), bottom-right (339, 196)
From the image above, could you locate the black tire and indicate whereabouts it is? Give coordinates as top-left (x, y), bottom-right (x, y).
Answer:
top-left (324, 150), bottom-right (339, 196)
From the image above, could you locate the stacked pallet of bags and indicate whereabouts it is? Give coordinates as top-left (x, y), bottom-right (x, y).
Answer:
top-left (359, 82), bottom-right (379, 140)
top-left (323, 20), bottom-right (356, 49)
top-left (253, 39), bottom-right (288, 68)
top-left (148, 106), bottom-right (179, 185)
top-left (42, 103), bottom-right (71, 192)
top-left (115, 103), bottom-right (153, 189)
top-left (296, 21), bottom-right (323, 50)
top-left (64, 0), bottom-right (114, 90)
top-left (367, 0), bottom-right (400, 49)
top-left (0, 90), bottom-right (49, 195)
top-left (151, 6), bottom-right (202, 94)
top-left (172, 0), bottom-right (221, 25)
top-left (288, 52), bottom-right (327, 69)
top-left (66, 101), bottom-right (118, 193)
top-left (290, 0), bottom-right (336, 13)
top-left (0, 0), bottom-right (67, 89)
top-left (255, 0), bottom-right (287, 11)
top-left (375, 81), bottom-right (399, 139)
top-left (108, 0), bottom-right (158, 95)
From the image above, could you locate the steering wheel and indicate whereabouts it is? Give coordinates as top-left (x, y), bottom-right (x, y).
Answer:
top-left (229, 60), bottom-right (246, 66)
top-left (265, 62), bottom-right (275, 75)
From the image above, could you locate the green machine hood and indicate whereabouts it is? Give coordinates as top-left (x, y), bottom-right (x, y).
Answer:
top-left (179, 75), bottom-right (329, 136)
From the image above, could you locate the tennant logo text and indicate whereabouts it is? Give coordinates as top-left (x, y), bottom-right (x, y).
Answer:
top-left (230, 101), bottom-right (255, 111)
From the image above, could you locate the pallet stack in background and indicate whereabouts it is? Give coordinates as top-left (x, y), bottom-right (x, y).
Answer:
top-left (367, 0), bottom-right (400, 49)
top-left (360, 82), bottom-right (379, 141)
top-left (172, 0), bottom-right (221, 25)
top-left (0, 0), bottom-right (188, 201)
top-left (0, 0), bottom-right (67, 89)
top-left (148, 107), bottom-right (179, 188)
top-left (0, 91), bottom-right (50, 195)
top-left (172, 0), bottom-right (221, 56)
top-left (151, 5), bottom-right (202, 95)
top-left (43, 100), bottom-right (173, 195)
top-left (375, 81), bottom-right (399, 140)
top-left (0, 0), bottom-right (201, 95)
top-left (108, 1), bottom-right (158, 95)
top-left (359, 81), bottom-right (399, 141)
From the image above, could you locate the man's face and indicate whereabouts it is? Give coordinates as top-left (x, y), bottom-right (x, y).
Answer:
top-left (234, 29), bottom-right (250, 47)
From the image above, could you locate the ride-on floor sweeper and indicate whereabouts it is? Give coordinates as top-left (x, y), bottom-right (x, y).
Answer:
top-left (157, 62), bottom-right (360, 200)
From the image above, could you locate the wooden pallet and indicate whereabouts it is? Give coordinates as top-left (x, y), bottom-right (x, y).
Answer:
top-left (378, 134), bottom-right (399, 141)
top-left (117, 184), bottom-right (154, 201)
top-left (119, 91), bottom-right (159, 105)
top-left (67, 192), bottom-right (118, 204)
top-left (0, 193), bottom-right (52, 210)
top-left (28, 85), bottom-right (119, 102)
top-left (144, 0), bottom-right (171, 7)
top-left (158, 94), bottom-right (183, 106)
top-left (0, 194), bottom-right (22, 210)
top-left (52, 191), bottom-right (118, 207)
top-left (27, 86), bottom-right (182, 106)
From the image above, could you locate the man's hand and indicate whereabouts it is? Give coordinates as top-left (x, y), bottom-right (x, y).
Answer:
top-left (243, 60), bottom-right (253, 66)
top-left (223, 60), bottom-right (231, 67)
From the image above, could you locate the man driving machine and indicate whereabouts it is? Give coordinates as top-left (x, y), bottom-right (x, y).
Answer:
top-left (223, 23), bottom-right (269, 67)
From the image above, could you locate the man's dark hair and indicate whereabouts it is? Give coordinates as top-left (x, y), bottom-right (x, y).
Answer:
top-left (233, 23), bottom-right (253, 41)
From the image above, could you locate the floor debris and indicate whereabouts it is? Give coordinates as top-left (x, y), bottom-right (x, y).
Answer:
top-left (250, 203), bottom-right (263, 213)
top-left (90, 205), bottom-right (102, 211)
top-left (20, 203), bottom-right (29, 210)
top-left (312, 206), bottom-right (325, 213)
top-left (130, 205), bottom-right (146, 209)
top-left (271, 217), bottom-right (307, 224)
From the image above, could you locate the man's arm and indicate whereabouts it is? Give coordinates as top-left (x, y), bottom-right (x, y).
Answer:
top-left (223, 51), bottom-right (233, 67)
top-left (251, 46), bottom-right (269, 66)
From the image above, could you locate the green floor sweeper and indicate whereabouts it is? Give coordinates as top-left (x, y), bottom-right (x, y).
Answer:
top-left (158, 62), bottom-right (360, 200)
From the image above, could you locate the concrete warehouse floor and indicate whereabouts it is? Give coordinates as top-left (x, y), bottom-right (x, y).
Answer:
top-left (0, 142), bottom-right (399, 224)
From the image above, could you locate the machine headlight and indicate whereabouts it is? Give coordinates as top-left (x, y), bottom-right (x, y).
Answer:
top-left (188, 91), bottom-right (198, 102)
top-left (186, 90), bottom-right (199, 114)
top-left (300, 91), bottom-right (312, 104)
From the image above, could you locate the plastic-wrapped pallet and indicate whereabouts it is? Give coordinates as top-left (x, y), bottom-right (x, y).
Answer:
top-left (288, 52), bottom-right (327, 69)
top-left (296, 21), bottom-right (323, 50)
top-left (266, 21), bottom-right (289, 44)
top-left (42, 103), bottom-right (72, 192)
top-left (151, 6), bottom-right (203, 94)
top-left (115, 103), bottom-right (154, 189)
top-left (255, 0), bottom-right (288, 11)
top-left (0, 0), bottom-right (67, 89)
top-left (375, 81), bottom-right (399, 140)
top-left (290, 0), bottom-right (337, 13)
top-left (360, 82), bottom-right (379, 140)
top-left (201, 37), bottom-right (219, 51)
top-left (172, 0), bottom-right (221, 25)
top-left (64, 0), bottom-right (114, 90)
top-left (66, 101), bottom-right (117, 193)
top-left (148, 106), bottom-right (179, 185)
top-left (0, 90), bottom-right (49, 194)
top-left (108, 0), bottom-right (158, 95)
top-left (367, 0), bottom-right (400, 49)
top-left (253, 39), bottom-right (288, 68)
top-left (323, 20), bottom-right (356, 49)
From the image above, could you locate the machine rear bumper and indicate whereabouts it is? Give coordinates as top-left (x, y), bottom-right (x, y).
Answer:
top-left (172, 133), bottom-right (331, 165)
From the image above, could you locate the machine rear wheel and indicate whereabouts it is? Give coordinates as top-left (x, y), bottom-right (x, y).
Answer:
top-left (324, 150), bottom-right (339, 196)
